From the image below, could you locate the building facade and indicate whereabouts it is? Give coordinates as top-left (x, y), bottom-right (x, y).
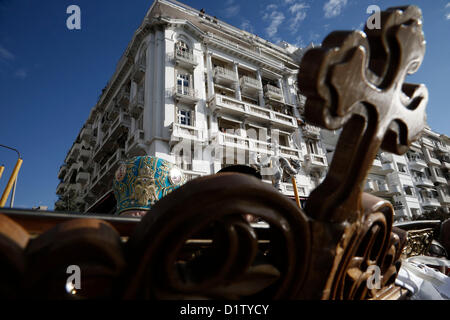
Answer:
top-left (55, 0), bottom-right (449, 219)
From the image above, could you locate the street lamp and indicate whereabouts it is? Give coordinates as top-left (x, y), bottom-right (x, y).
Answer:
top-left (0, 144), bottom-right (23, 208)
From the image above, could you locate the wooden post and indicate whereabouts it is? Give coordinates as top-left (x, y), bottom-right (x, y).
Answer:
top-left (0, 165), bottom-right (4, 180)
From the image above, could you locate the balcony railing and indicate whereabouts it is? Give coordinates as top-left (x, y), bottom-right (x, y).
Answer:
top-left (413, 175), bottom-right (434, 187)
top-left (209, 94), bottom-right (297, 130)
top-left (407, 154), bottom-right (427, 170)
top-left (58, 165), bottom-right (67, 180)
top-left (304, 153), bottom-right (327, 170)
top-left (240, 76), bottom-right (262, 94)
top-left (264, 84), bottom-right (283, 101)
top-left (279, 146), bottom-right (301, 159)
top-left (174, 48), bottom-right (197, 68)
top-left (80, 126), bottom-right (93, 145)
top-left (302, 124), bottom-right (321, 139)
top-left (75, 171), bottom-right (90, 185)
top-left (56, 182), bottom-right (66, 195)
top-left (170, 123), bottom-right (205, 145)
top-left (116, 87), bottom-right (130, 107)
top-left (213, 132), bottom-right (274, 156)
top-left (213, 66), bottom-right (236, 84)
top-left (173, 86), bottom-right (200, 104)
top-left (125, 130), bottom-right (147, 157)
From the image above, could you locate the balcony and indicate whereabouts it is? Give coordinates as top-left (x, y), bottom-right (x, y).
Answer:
top-left (75, 171), bottom-right (90, 185)
top-left (169, 123), bottom-right (205, 146)
top-left (116, 87), bottom-right (130, 107)
top-left (423, 149), bottom-right (441, 166)
top-left (173, 48), bottom-right (198, 69)
top-left (304, 153), bottom-right (328, 170)
top-left (58, 165), bottom-right (67, 180)
top-left (413, 175), bottom-right (434, 187)
top-left (302, 124), bottom-right (321, 139)
top-left (173, 86), bottom-right (200, 105)
top-left (129, 91), bottom-right (144, 117)
top-left (264, 84), bottom-right (284, 101)
top-left (106, 149), bottom-right (126, 172)
top-left (56, 182), bottom-right (66, 195)
top-left (100, 118), bottom-right (112, 132)
top-left (437, 188), bottom-right (450, 205)
top-left (66, 183), bottom-right (82, 196)
top-left (279, 146), bottom-right (301, 160)
top-left (380, 162), bottom-right (395, 173)
top-left (212, 132), bottom-right (273, 156)
top-left (125, 130), bottom-right (147, 157)
top-left (213, 66), bottom-right (236, 85)
top-left (80, 126), bottom-right (93, 145)
top-left (209, 94), bottom-right (297, 130)
top-left (78, 149), bottom-right (91, 162)
top-left (431, 174), bottom-right (447, 185)
top-left (109, 111), bottom-right (131, 139)
top-left (370, 157), bottom-right (383, 174)
top-left (181, 169), bottom-right (203, 182)
top-left (434, 142), bottom-right (449, 154)
top-left (407, 154), bottom-right (427, 170)
top-left (132, 61), bottom-right (145, 82)
top-left (420, 196), bottom-right (440, 208)
top-left (440, 155), bottom-right (450, 169)
top-left (240, 76), bottom-right (262, 95)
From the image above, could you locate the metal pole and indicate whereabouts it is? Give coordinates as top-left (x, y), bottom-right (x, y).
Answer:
top-left (0, 158), bottom-right (22, 207)
top-left (0, 165), bottom-right (4, 180)
top-left (10, 178), bottom-right (17, 207)
top-left (291, 176), bottom-right (301, 209)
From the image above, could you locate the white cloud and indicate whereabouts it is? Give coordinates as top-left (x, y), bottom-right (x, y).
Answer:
top-left (323, 0), bottom-right (348, 18)
top-left (14, 68), bottom-right (27, 79)
top-left (224, 0), bottom-right (240, 18)
top-left (264, 11), bottom-right (285, 38)
top-left (0, 45), bottom-right (14, 61)
top-left (446, 3), bottom-right (450, 20)
top-left (288, 2), bottom-right (309, 31)
top-left (241, 19), bottom-right (254, 33)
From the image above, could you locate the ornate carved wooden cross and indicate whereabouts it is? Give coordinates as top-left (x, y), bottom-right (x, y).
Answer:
top-left (297, 6), bottom-right (428, 299)
top-left (300, 6), bottom-right (427, 223)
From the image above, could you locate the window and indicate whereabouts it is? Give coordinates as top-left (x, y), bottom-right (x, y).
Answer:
top-left (307, 140), bottom-right (319, 154)
top-left (404, 186), bottom-right (415, 197)
top-left (176, 73), bottom-right (191, 95)
top-left (177, 109), bottom-right (191, 126)
top-left (397, 163), bottom-right (407, 174)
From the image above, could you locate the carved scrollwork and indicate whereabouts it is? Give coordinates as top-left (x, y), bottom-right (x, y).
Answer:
top-left (121, 173), bottom-right (311, 299)
top-left (326, 194), bottom-right (405, 300)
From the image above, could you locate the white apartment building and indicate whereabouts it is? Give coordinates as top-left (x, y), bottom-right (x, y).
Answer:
top-left (55, 0), bottom-right (328, 212)
top-left (55, 0), bottom-right (449, 219)
top-left (322, 126), bottom-right (450, 222)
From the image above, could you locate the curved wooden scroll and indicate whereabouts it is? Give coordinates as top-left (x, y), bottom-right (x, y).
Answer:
top-left (297, 6), bottom-right (428, 299)
top-left (24, 219), bottom-right (125, 299)
top-left (121, 173), bottom-right (310, 299)
top-left (0, 214), bottom-right (29, 298)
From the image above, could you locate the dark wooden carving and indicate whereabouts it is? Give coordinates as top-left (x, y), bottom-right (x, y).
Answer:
top-left (121, 173), bottom-right (310, 299)
top-left (297, 5), bottom-right (428, 299)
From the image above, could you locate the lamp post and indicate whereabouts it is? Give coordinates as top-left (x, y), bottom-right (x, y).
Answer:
top-left (0, 144), bottom-right (22, 208)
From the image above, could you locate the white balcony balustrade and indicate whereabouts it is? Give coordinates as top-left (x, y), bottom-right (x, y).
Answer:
top-left (173, 48), bottom-right (198, 69)
top-left (264, 84), bottom-right (284, 101)
top-left (170, 123), bottom-right (205, 146)
top-left (240, 76), bottom-right (262, 95)
top-left (173, 86), bottom-right (200, 104)
top-left (209, 94), bottom-right (297, 130)
top-left (213, 66), bottom-right (236, 85)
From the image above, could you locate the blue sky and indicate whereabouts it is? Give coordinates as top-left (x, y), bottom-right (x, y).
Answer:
top-left (0, 0), bottom-right (449, 210)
